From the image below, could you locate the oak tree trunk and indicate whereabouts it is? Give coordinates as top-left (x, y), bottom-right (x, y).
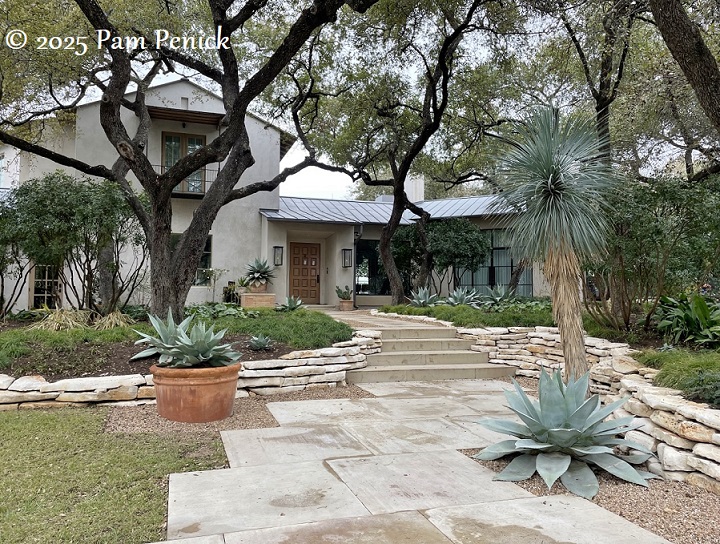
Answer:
top-left (649, 0), bottom-right (720, 136)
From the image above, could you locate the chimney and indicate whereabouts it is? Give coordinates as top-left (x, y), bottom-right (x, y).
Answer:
top-left (406, 175), bottom-right (425, 203)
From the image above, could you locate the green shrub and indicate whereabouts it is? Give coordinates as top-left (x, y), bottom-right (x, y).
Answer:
top-left (686, 371), bottom-right (720, 408)
top-left (121, 305), bottom-right (149, 321)
top-left (656, 293), bottom-right (720, 347)
top-left (382, 301), bottom-right (555, 328)
top-left (186, 302), bottom-right (258, 320)
top-left (215, 309), bottom-right (352, 349)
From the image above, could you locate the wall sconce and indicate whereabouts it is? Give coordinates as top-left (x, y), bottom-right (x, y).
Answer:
top-left (342, 248), bottom-right (353, 268)
top-left (273, 246), bottom-right (284, 266)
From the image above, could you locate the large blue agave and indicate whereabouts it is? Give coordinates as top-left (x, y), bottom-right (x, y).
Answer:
top-left (475, 370), bottom-right (656, 499)
top-left (131, 310), bottom-right (242, 368)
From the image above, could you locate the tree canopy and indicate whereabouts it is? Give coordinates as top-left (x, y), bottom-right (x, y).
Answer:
top-left (1, 0), bottom-right (720, 316)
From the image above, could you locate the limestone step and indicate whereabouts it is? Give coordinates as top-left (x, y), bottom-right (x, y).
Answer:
top-left (346, 363), bottom-right (515, 383)
top-left (378, 327), bottom-right (456, 340)
top-left (367, 350), bottom-right (489, 366)
top-left (380, 338), bottom-right (475, 352)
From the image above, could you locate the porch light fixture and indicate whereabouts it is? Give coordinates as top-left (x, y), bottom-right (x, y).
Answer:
top-left (273, 246), bottom-right (284, 266)
top-left (342, 248), bottom-right (353, 268)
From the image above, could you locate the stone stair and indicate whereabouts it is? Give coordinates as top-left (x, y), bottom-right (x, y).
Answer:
top-left (346, 325), bottom-right (515, 384)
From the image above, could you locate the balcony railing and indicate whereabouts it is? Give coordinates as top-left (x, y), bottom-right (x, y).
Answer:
top-left (157, 165), bottom-right (219, 198)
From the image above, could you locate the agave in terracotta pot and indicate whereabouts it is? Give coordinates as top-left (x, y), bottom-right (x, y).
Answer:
top-left (131, 310), bottom-right (242, 423)
top-left (245, 258), bottom-right (275, 293)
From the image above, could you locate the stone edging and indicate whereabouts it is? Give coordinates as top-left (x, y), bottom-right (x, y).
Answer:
top-left (372, 310), bottom-right (720, 495)
top-left (0, 330), bottom-right (380, 410)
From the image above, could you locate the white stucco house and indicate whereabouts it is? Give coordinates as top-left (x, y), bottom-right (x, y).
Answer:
top-left (0, 79), bottom-right (547, 312)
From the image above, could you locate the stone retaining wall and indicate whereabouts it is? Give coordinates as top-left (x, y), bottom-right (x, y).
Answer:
top-left (0, 330), bottom-right (380, 409)
top-left (608, 377), bottom-right (720, 495)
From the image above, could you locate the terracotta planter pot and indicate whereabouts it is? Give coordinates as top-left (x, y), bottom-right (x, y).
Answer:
top-left (338, 299), bottom-right (354, 311)
top-left (150, 363), bottom-right (241, 423)
top-left (249, 282), bottom-right (268, 293)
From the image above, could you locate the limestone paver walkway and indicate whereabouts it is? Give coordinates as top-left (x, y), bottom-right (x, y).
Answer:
top-left (156, 379), bottom-right (672, 544)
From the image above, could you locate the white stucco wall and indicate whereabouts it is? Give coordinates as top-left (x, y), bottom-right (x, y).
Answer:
top-left (263, 220), bottom-right (355, 305)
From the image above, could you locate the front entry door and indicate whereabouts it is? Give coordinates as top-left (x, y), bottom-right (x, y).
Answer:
top-left (289, 243), bottom-right (321, 304)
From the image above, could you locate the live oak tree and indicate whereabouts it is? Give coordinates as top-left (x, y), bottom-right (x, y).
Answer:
top-left (509, 2), bottom-right (720, 180)
top-left (526, 0), bottom-right (646, 156)
top-left (649, 0), bottom-right (720, 179)
top-left (0, 0), bottom-right (378, 317)
top-left (275, 0), bottom-right (522, 304)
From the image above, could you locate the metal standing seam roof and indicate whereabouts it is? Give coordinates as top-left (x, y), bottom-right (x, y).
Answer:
top-left (260, 195), bottom-right (509, 225)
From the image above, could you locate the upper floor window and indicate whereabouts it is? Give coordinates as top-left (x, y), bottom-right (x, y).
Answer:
top-left (163, 133), bottom-right (206, 194)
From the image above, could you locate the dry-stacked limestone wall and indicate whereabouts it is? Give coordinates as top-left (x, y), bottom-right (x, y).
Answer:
top-left (609, 377), bottom-right (720, 495)
top-left (374, 310), bottom-right (720, 494)
top-left (0, 330), bottom-right (380, 409)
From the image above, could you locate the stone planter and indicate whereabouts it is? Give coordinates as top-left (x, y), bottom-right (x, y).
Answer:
top-left (249, 283), bottom-right (268, 293)
top-left (150, 363), bottom-right (241, 423)
top-left (338, 299), bottom-right (354, 311)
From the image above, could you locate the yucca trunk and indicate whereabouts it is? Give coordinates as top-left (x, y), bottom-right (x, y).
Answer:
top-left (544, 247), bottom-right (588, 382)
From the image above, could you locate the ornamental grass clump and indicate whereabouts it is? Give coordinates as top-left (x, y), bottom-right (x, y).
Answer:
top-left (28, 308), bottom-right (92, 331)
top-left (131, 310), bottom-right (241, 368)
top-left (474, 370), bottom-right (655, 499)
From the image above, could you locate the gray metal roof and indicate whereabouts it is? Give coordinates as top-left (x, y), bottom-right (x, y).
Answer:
top-left (419, 195), bottom-right (507, 218)
top-left (260, 195), bottom-right (508, 225)
top-left (260, 197), bottom-right (401, 224)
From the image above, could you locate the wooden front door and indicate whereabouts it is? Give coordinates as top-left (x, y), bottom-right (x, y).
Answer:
top-left (289, 243), bottom-right (321, 304)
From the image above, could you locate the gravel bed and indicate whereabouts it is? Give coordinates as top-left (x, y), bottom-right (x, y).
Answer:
top-left (103, 384), bottom-right (374, 438)
top-left (464, 453), bottom-right (720, 544)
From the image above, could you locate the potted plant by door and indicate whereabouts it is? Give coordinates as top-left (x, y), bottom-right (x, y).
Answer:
top-left (246, 258), bottom-right (275, 293)
top-left (236, 276), bottom-right (251, 294)
top-left (335, 285), bottom-right (354, 311)
top-left (131, 310), bottom-right (242, 423)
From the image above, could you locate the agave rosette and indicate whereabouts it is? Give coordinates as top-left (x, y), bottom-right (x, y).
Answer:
top-left (446, 287), bottom-right (481, 306)
top-left (475, 370), bottom-right (656, 499)
top-left (131, 310), bottom-right (242, 368)
top-left (409, 287), bottom-right (440, 307)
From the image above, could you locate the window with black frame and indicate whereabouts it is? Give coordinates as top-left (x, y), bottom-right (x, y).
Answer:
top-left (458, 229), bottom-right (533, 297)
top-left (355, 239), bottom-right (390, 295)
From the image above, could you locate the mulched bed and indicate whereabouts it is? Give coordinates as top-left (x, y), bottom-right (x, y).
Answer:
top-left (6, 333), bottom-right (294, 382)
